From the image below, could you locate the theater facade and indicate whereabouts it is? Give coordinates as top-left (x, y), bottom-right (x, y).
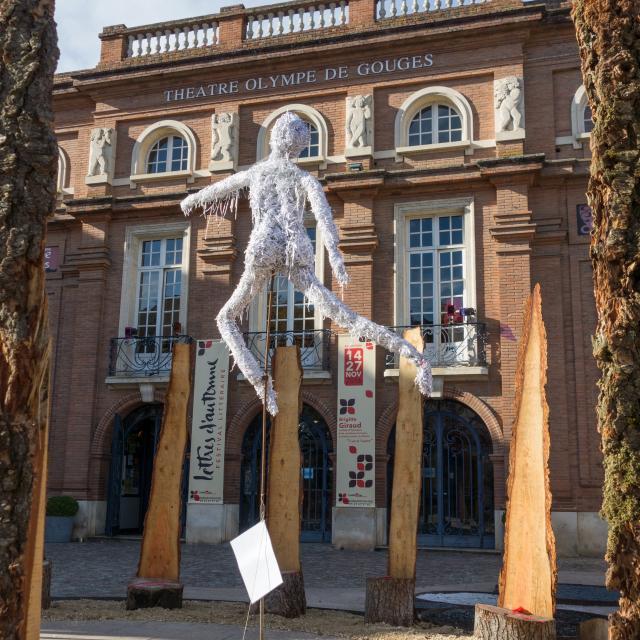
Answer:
top-left (48, 0), bottom-right (605, 555)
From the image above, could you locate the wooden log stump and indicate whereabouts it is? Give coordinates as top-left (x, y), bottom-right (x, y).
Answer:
top-left (126, 577), bottom-right (184, 610)
top-left (264, 570), bottom-right (306, 618)
top-left (474, 604), bottom-right (556, 640)
top-left (364, 577), bottom-right (415, 627)
top-left (41, 559), bottom-right (52, 610)
top-left (579, 618), bottom-right (608, 640)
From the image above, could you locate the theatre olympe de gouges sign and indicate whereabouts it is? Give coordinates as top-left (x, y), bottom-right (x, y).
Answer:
top-left (163, 53), bottom-right (435, 102)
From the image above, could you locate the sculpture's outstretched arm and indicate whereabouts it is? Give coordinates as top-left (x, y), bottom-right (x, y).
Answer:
top-left (302, 173), bottom-right (349, 286)
top-left (181, 170), bottom-right (251, 217)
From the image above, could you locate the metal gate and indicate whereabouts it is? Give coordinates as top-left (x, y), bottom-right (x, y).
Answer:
top-left (240, 404), bottom-right (333, 542)
top-left (105, 403), bottom-right (188, 536)
top-left (388, 399), bottom-right (494, 549)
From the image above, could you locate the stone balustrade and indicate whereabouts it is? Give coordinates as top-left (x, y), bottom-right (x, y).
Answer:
top-left (98, 0), bottom-right (503, 66)
top-left (124, 20), bottom-right (220, 58)
top-left (245, 1), bottom-right (349, 40)
top-left (376, 0), bottom-right (490, 20)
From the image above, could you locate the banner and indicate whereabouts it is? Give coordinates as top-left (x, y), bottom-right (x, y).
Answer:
top-left (336, 335), bottom-right (376, 508)
top-left (188, 339), bottom-right (229, 504)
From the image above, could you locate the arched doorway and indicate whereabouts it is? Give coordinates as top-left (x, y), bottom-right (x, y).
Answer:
top-left (387, 399), bottom-right (495, 549)
top-left (105, 403), bottom-right (188, 536)
top-left (240, 404), bottom-right (333, 542)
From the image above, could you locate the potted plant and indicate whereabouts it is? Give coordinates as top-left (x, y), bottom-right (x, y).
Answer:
top-left (45, 496), bottom-right (79, 543)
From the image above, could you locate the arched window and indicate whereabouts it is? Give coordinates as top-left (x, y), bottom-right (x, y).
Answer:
top-left (569, 85), bottom-right (593, 149)
top-left (408, 104), bottom-right (463, 147)
top-left (298, 122), bottom-right (320, 159)
top-left (130, 120), bottom-right (198, 184)
top-left (146, 135), bottom-right (188, 174)
top-left (583, 104), bottom-right (594, 134)
top-left (256, 104), bottom-right (328, 166)
top-left (395, 86), bottom-right (474, 156)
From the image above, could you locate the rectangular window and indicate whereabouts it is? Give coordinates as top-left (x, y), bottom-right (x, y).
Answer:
top-left (408, 214), bottom-right (464, 326)
top-left (269, 227), bottom-right (316, 347)
top-left (136, 237), bottom-right (183, 353)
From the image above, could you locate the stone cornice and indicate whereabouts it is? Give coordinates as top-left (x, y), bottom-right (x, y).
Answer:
top-left (339, 223), bottom-right (379, 260)
top-left (197, 235), bottom-right (238, 276)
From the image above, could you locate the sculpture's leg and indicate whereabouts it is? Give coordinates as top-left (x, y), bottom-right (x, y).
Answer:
top-left (290, 268), bottom-right (432, 396)
top-left (217, 268), bottom-right (279, 415)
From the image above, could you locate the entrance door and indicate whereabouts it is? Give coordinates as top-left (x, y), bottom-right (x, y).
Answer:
top-left (387, 399), bottom-right (495, 548)
top-left (240, 404), bottom-right (333, 542)
top-left (106, 404), bottom-right (188, 536)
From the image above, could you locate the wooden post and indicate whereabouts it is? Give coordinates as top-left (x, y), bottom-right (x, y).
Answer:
top-left (365, 327), bottom-right (424, 627)
top-left (497, 284), bottom-right (557, 620)
top-left (127, 342), bottom-right (192, 610)
top-left (24, 351), bottom-right (51, 639)
top-left (264, 345), bottom-right (306, 618)
top-left (474, 604), bottom-right (556, 640)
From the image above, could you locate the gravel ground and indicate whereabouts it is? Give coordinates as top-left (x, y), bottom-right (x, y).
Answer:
top-left (43, 600), bottom-right (473, 640)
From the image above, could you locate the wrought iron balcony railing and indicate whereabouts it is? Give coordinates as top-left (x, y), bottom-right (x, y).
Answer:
top-left (108, 335), bottom-right (193, 377)
top-left (243, 329), bottom-right (334, 373)
top-left (385, 322), bottom-right (488, 369)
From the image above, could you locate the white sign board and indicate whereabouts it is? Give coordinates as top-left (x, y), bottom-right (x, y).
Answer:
top-left (188, 340), bottom-right (229, 504)
top-left (336, 335), bottom-right (376, 508)
top-left (230, 521), bottom-right (283, 604)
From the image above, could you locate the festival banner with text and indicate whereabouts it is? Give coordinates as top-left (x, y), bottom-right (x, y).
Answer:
top-left (336, 335), bottom-right (376, 508)
top-left (188, 340), bottom-right (229, 504)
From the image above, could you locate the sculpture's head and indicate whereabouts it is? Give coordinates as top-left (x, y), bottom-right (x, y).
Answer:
top-left (269, 112), bottom-right (310, 159)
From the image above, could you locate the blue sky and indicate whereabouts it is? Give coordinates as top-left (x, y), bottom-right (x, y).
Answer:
top-left (56, 1), bottom-right (278, 72)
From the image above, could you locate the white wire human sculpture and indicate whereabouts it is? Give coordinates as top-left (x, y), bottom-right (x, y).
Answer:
top-left (182, 112), bottom-right (432, 415)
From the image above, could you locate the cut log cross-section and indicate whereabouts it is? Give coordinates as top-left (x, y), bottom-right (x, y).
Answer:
top-left (265, 345), bottom-right (306, 618)
top-left (475, 604), bottom-right (556, 640)
top-left (127, 342), bottom-right (193, 610)
top-left (365, 328), bottom-right (424, 627)
top-left (498, 284), bottom-right (557, 619)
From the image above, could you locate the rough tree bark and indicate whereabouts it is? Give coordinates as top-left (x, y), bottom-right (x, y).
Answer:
top-left (572, 3), bottom-right (640, 639)
top-left (0, 1), bottom-right (58, 639)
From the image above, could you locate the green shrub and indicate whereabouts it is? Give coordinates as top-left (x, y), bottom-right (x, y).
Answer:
top-left (46, 495), bottom-right (79, 518)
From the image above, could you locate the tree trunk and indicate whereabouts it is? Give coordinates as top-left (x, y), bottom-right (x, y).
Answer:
top-left (499, 285), bottom-right (556, 618)
top-left (0, 2), bottom-right (58, 639)
top-left (264, 570), bottom-right (306, 618)
top-left (571, 3), bottom-right (640, 638)
top-left (474, 604), bottom-right (556, 640)
top-left (364, 577), bottom-right (415, 627)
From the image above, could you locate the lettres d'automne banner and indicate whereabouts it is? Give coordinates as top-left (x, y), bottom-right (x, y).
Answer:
top-left (188, 340), bottom-right (230, 504)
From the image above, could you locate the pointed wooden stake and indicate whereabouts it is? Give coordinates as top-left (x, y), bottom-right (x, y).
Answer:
top-left (127, 342), bottom-right (192, 610)
top-left (498, 284), bottom-right (557, 619)
top-left (265, 344), bottom-right (306, 618)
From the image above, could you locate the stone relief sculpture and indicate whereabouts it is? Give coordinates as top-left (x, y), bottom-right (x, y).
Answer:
top-left (182, 112), bottom-right (431, 415)
top-left (209, 112), bottom-right (238, 171)
top-left (346, 95), bottom-right (373, 150)
top-left (495, 76), bottom-right (524, 133)
top-left (87, 127), bottom-right (115, 177)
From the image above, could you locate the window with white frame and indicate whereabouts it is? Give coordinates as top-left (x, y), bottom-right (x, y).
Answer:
top-left (583, 104), bottom-right (594, 134)
top-left (146, 136), bottom-right (188, 174)
top-left (256, 104), bottom-right (328, 165)
top-left (297, 122), bottom-right (320, 159)
top-left (395, 198), bottom-right (476, 367)
top-left (408, 104), bottom-right (463, 147)
top-left (395, 86), bottom-right (474, 154)
top-left (407, 215), bottom-right (465, 326)
top-left (135, 237), bottom-right (184, 353)
top-left (251, 225), bottom-right (324, 368)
